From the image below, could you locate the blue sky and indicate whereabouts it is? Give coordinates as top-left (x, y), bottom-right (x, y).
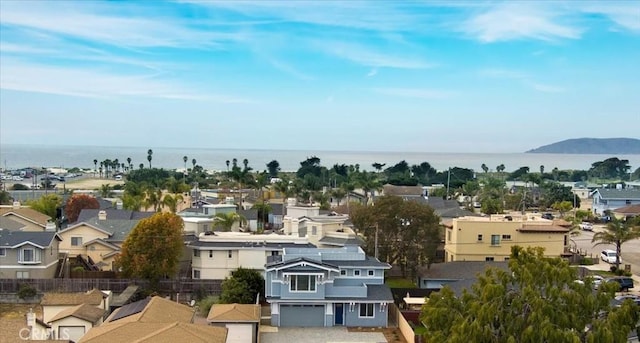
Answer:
top-left (0, 1), bottom-right (639, 153)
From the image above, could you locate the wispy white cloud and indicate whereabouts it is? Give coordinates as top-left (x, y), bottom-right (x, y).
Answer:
top-left (0, 58), bottom-right (248, 102)
top-left (580, 4), bottom-right (640, 32)
top-left (478, 68), bottom-right (566, 93)
top-left (526, 82), bottom-right (566, 93)
top-left (366, 68), bottom-right (378, 77)
top-left (461, 3), bottom-right (582, 42)
top-left (373, 87), bottom-right (454, 100)
top-left (268, 59), bottom-right (314, 81)
top-left (316, 41), bottom-right (435, 69)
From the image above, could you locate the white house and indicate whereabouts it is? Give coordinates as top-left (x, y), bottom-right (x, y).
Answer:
top-left (283, 203), bottom-right (361, 248)
top-left (189, 232), bottom-right (313, 280)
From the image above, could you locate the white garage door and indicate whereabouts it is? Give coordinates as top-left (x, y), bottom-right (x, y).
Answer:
top-left (59, 326), bottom-right (85, 342)
top-left (280, 305), bottom-right (324, 327)
top-left (225, 324), bottom-right (253, 343)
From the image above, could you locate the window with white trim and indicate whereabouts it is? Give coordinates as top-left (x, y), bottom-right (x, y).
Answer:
top-left (193, 269), bottom-right (201, 279)
top-left (354, 270), bottom-right (361, 276)
top-left (16, 271), bottom-right (30, 279)
top-left (0, 248), bottom-right (6, 257)
top-left (193, 249), bottom-right (200, 257)
top-left (491, 235), bottom-right (500, 246)
top-left (71, 237), bottom-right (83, 246)
top-left (501, 234), bottom-right (511, 240)
top-left (311, 226), bottom-right (317, 235)
top-left (290, 275), bottom-right (317, 292)
top-left (340, 270), bottom-right (347, 276)
top-left (359, 303), bottom-right (374, 318)
top-left (477, 234), bottom-right (483, 241)
top-left (368, 270), bottom-right (374, 276)
top-left (19, 248), bottom-right (40, 263)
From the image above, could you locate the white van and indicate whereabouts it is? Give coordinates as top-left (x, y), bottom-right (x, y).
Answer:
top-left (115, 175), bottom-right (123, 181)
top-left (601, 250), bottom-right (618, 264)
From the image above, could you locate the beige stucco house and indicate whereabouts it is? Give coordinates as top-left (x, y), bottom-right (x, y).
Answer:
top-left (0, 230), bottom-right (61, 279)
top-left (283, 203), bottom-right (361, 248)
top-left (40, 289), bottom-right (110, 342)
top-left (207, 304), bottom-right (260, 343)
top-left (444, 213), bottom-right (571, 262)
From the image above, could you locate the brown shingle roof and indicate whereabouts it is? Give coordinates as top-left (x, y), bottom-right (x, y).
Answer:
top-left (0, 207), bottom-right (52, 226)
top-left (78, 321), bottom-right (227, 343)
top-left (105, 296), bottom-right (194, 325)
top-left (207, 303), bottom-right (260, 323)
top-left (613, 204), bottom-right (640, 215)
top-left (50, 303), bottom-right (105, 323)
top-left (383, 184), bottom-right (424, 197)
top-left (41, 289), bottom-right (106, 306)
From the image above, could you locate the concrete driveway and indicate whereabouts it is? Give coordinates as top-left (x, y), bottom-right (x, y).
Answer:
top-left (260, 327), bottom-right (387, 343)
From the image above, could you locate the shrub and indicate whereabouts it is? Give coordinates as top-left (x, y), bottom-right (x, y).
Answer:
top-left (197, 295), bottom-right (218, 316)
top-left (12, 184), bottom-right (30, 190)
top-left (580, 257), bottom-right (594, 265)
top-left (17, 284), bottom-right (37, 299)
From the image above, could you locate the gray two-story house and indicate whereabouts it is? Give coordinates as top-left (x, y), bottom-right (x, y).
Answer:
top-left (591, 188), bottom-right (640, 215)
top-left (0, 231), bottom-right (62, 279)
top-left (265, 245), bottom-right (392, 327)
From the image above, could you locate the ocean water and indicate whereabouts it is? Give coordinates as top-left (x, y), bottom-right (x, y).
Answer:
top-left (0, 144), bottom-right (638, 173)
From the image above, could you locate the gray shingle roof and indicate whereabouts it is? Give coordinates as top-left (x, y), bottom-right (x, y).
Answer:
top-left (595, 189), bottom-right (640, 200)
top-left (76, 209), bottom-right (153, 223)
top-left (0, 216), bottom-right (26, 231)
top-left (366, 284), bottom-right (394, 302)
top-left (0, 231), bottom-right (60, 248)
top-left (239, 209), bottom-right (258, 220)
top-left (318, 236), bottom-right (364, 247)
top-left (420, 261), bottom-right (509, 280)
top-left (324, 256), bottom-right (391, 269)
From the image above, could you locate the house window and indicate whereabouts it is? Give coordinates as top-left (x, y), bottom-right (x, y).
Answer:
top-left (447, 231), bottom-right (451, 241)
top-left (354, 270), bottom-right (361, 276)
top-left (193, 269), bottom-right (201, 279)
top-left (340, 270), bottom-right (347, 276)
top-left (19, 248), bottom-right (40, 263)
top-left (193, 250), bottom-right (200, 257)
top-left (486, 257), bottom-right (494, 261)
top-left (0, 248), bottom-right (5, 257)
top-left (16, 271), bottom-right (30, 279)
top-left (228, 250), bottom-right (233, 259)
top-left (368, 270), bottom-right (375, 277)
top-left (209, 250), bottom-right (213, 258)
top-left (203, 224), bottom-right (209, 231)
top-left (501, 234), bottom-right (511, 240)
top-left (311, 226), bottom-right (317, 235)
top-left (290, 275), bottom-right (317, 292)
top-left (271, 251), bottom-right (280, 256)
top-left (477, 234), bottom-right (483, 241)
top-left (491, 235), bottom-right (500, 246)
top-left (359, 303), bottom-right (374, 318)
top-left (71, 237), bottom-right (83, 246)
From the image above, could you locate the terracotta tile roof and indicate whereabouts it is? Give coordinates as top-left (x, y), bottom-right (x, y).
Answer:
top-left (50, 303), bottom-right (105, 323)
top-left (0, 207), bottom-right (52, 226)
top-left (78, 321), bottom-right (227, 343)
top-left (518, 225), bottom-right (570, 233)
top-left (41, 289), bottom-right (106, 306)
top-left (105, 296), bottom-right (194, 325)
top-left (207, 303), bottom-right (260, 323)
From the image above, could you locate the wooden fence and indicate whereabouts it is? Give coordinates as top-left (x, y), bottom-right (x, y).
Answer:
top-left (0, 278), bottom-right (222, 295)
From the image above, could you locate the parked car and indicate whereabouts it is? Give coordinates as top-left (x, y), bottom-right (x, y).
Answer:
top-left (606, 277), bottom-right (634, 292)
top-left (601, 249), bottom-right (619, 264)
top-left (579, 222), bottom-right (593, 231)
top-left (542, 213), bottom-right (554, 220)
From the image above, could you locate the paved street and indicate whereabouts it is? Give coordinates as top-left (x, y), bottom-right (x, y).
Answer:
top-left (572, 224), bottom-right (640, 278)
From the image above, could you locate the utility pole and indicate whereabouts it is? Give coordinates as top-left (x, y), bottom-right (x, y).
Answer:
top-left (446, 167), bottom-right (451, 200)
top-left (374, 223), bottom-right (379, 260)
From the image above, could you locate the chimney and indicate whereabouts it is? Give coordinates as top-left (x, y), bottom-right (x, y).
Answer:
top-left (12, 201), bottom-right (21, 209)
top-left (98, 210), bottom-right (107, 221)
top-left (45, 221), bottom-right (57, 231)
top-left (116, 200), bottom-right (123, 210)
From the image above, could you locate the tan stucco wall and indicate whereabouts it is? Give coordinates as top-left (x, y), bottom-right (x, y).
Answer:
top-left (59, 225), bottom-right (109, 256)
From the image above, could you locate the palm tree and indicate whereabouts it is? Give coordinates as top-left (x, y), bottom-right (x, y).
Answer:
top-left (539, 165), bottom-right (545, 175)
top-left (99, 184), bottom-right (114, 198)
top-left (192, 158), bottom-right (197, 169)
top-left (592, 218), bottom-right (640, 270)
top-left (143, 186), bottom-right (163, 212)
top-left (183, 156), bottom-right (188, 182)
top-left (147, 149), bottom-right (153, 168)
top-left (356, 171), bottom-right (382, 205)
top-left (330, 188), bottom-right (347, 207)
top-left (127, 157), bottom-right (132, 171)
top-left (162, 193), bottom-right (184, 213)
top-left (139, 163), bottom-right (144, 170)
top-left (243, 158), bottom-right (249, 170)
top-left (93, 159), bottom-right (98, 177)
top-left (371, 162), bottom-right (386, 173)
top-left (214, 212), bottom-right (246, 232)
top-left (252, 202), bottom-right (272, 230)
top-left (226, 160), bottom-right (230, 171)
top-left (481, 163), bottom-right (488, 174)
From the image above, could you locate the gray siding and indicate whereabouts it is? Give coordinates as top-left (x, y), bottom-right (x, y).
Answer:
top-left (0, 243), bottom-right (59, 279)
top-left (343, 303), bottom-right (388, 327)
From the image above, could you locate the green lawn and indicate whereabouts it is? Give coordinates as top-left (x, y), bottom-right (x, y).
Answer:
top-left (385, 277), bottom-right (417, 288)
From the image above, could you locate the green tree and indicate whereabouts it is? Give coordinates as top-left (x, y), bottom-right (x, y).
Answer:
top-left (214, 212), bottom-right (246, 232)
top-left (219, 267), bottom-right (265, 304)
top-left (592, 217), bottom-right (640, 270)
top-left (26, 194), bottom-right (61, 218)
top-left (266, 160), bottom-right (280, 178)
top-left (372, 162), bottom-right (386, 173)
top-left (252, 202), bottom-right (272, 230)
top-left (162, 193), bottom-right (184, 213)
top-left (551, 200), bottom-right (573, 218)
top-left (481, 163), bottom-right (489, 174)
top-left (0, 190), bottom-right (11, 205)
top-left (116, 212), bottom-right (184, 285)
top-left (350, 195), bottom-right (441, 278)
top-left (99, 184), bottom-right (113, 198)
top-left (64, 194), bottom-right (100, 223)
top-left (147, 149), bottom-right (153, 168)
top-left (420, 246), bottom-right (639, 343)
top-left (93, 159), bottom-right (98, 177)
top-left (589, 157), bottom-right (631, 180)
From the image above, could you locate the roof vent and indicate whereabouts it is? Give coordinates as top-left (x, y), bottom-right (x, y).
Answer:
top-left (12, 201), bottom-right (21, 209)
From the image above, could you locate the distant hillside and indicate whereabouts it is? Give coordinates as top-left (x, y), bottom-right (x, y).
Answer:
top-left (526, 138), bottom-right (640, 154)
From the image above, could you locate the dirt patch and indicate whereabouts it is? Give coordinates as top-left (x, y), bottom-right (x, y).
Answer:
top-left (0, 303), bottom-right (42, 343)
top-left (347, 327), bottom-right (407, 343)
top-left (65, 177), bottom-right (124, 190)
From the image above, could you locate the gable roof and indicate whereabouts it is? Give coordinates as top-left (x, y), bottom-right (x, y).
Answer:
top-left (0, 216), bottom-right (27, 231)
top-left (0, 231), bottom-right (61, 249)
top-left (41, 289), bottom-right (106, 306)
top-left (613, 204), bottom-right (640, 215)
top-left (0, 207), bottom-right (51, 227)
top-left (61, 219), bottom-right (139, 242)
top-left (207, 304), bottom-right (260, 323)
top-left (79, 321), bottom-right (227, 343)
top-left (593, 188), bottom-right (640, 200)
top-left (104, 296), bottom-right (194, 325)
top-left (76, 209), bottom-right (153, 223)
top-left (419, 261), bottom-right (510, 280)
top-left (238, 208), bottom-right (258, 220)
top-left (265, 256), bottom-right (340, 272)
top-left (50, 303), bottom-right (105, 323)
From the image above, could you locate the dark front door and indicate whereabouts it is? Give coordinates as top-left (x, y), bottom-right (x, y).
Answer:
top-left (335, 303), bottom-right (344, 325)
